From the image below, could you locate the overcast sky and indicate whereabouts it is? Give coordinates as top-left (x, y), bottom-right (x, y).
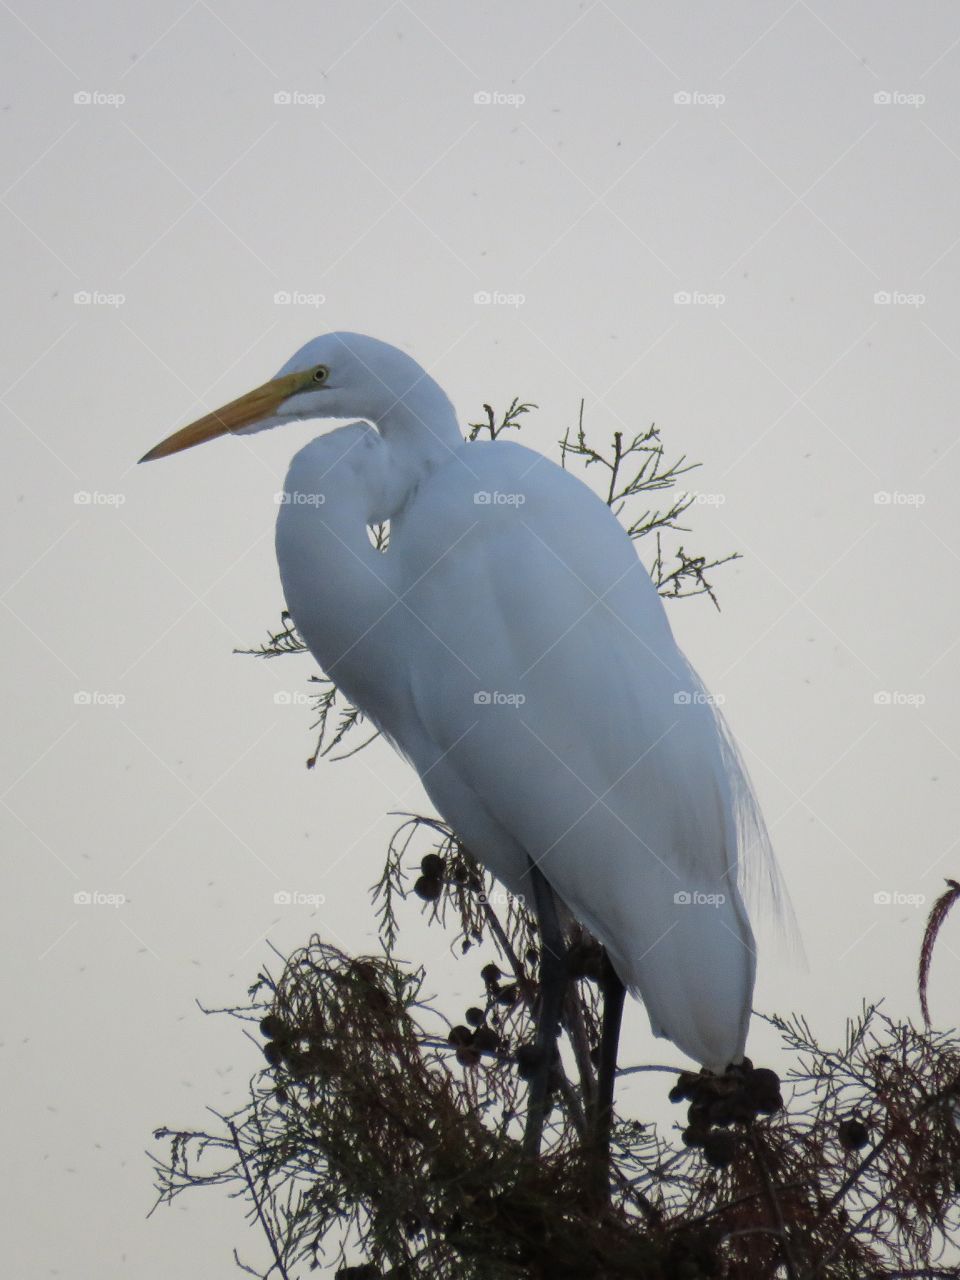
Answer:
top-left (5, 2), bottom-right (960, 1275)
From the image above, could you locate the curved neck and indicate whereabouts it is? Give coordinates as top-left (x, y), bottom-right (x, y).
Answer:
top-left (275, 423), bottom-right (430, 737)
top-left (371, 376), bottom-right (463, 471)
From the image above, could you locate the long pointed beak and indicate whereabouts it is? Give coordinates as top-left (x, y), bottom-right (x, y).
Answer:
top-left (139, 371), bottom-right (307, 463)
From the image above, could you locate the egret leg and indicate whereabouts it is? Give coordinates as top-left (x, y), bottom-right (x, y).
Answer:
top-left (589, 955), bottom-right (626, 1202)
top-left (522, 861), bottom-right (567, 1158)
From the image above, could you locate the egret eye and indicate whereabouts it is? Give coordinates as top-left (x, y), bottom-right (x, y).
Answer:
top-left (313, 366), bottom-right (329, 384)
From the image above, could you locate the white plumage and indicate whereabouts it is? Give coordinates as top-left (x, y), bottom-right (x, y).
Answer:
top-left (144, 331), bottom-right (776, 1071)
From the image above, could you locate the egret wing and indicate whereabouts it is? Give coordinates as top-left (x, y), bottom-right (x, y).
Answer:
top-left (392, 440), bottom-right (759, 1069)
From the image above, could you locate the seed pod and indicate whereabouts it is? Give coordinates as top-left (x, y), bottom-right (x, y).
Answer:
top-left (413, 874), bottom-right (442, 902)
top-left (687, 1100), bottom-right (711, 1129)
top-left (682, 1125), bottom-right (707, 1148)
top-left (729, 1098), bottom-right (757, 1124)
top-left (708, 1098), bottom-right (735, 1128)
top-left (263, 1040), bottom-right (285, 1067)
top-left (702, 1131), bottom-right (737, 1169)
top-left (838, 1117), bottom-right (870, 1151)
top-left (669, 1073), bottom-right (698, 1104)
top-left (472, 1026), bottom-right (499, 1054)
top-left (744, 1067), bottom-right (783, 1113)
top-left (420, 853), bottom-right (443, 878)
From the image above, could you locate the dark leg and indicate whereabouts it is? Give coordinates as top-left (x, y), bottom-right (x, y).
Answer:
top-left (522, 860), bottom-right (567, 1158)
top-left (589, 954), bottom-right (626, 1203)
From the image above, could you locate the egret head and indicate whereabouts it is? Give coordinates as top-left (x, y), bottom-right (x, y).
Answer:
top-left (139, 332), bottom-right (445, 462)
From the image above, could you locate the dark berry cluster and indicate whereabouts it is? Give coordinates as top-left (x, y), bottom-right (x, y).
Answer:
top-left (670, 1058), bottom-right (783, 1168)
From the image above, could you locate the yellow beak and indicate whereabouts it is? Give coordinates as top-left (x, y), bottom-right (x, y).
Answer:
top-left (139, 370), bottom-right (309, 463)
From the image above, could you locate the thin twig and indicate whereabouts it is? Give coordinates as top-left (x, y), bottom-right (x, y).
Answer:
top-left (228, 1120), bottom-right (292, 1280)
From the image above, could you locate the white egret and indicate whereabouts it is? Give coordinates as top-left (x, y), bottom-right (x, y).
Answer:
top-left (141, 332), bottom-right (774, 1153)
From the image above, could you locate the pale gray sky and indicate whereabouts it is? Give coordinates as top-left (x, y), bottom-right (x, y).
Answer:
top-left (4, 3), bottom-right (960, 1275)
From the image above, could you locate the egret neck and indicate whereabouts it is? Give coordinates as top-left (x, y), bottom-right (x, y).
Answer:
top-left (367, 369), bottom-right (463, 478)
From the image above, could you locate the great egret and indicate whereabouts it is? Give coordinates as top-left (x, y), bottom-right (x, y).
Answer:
top-left (141, 332), bottom-right (773, 1154)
